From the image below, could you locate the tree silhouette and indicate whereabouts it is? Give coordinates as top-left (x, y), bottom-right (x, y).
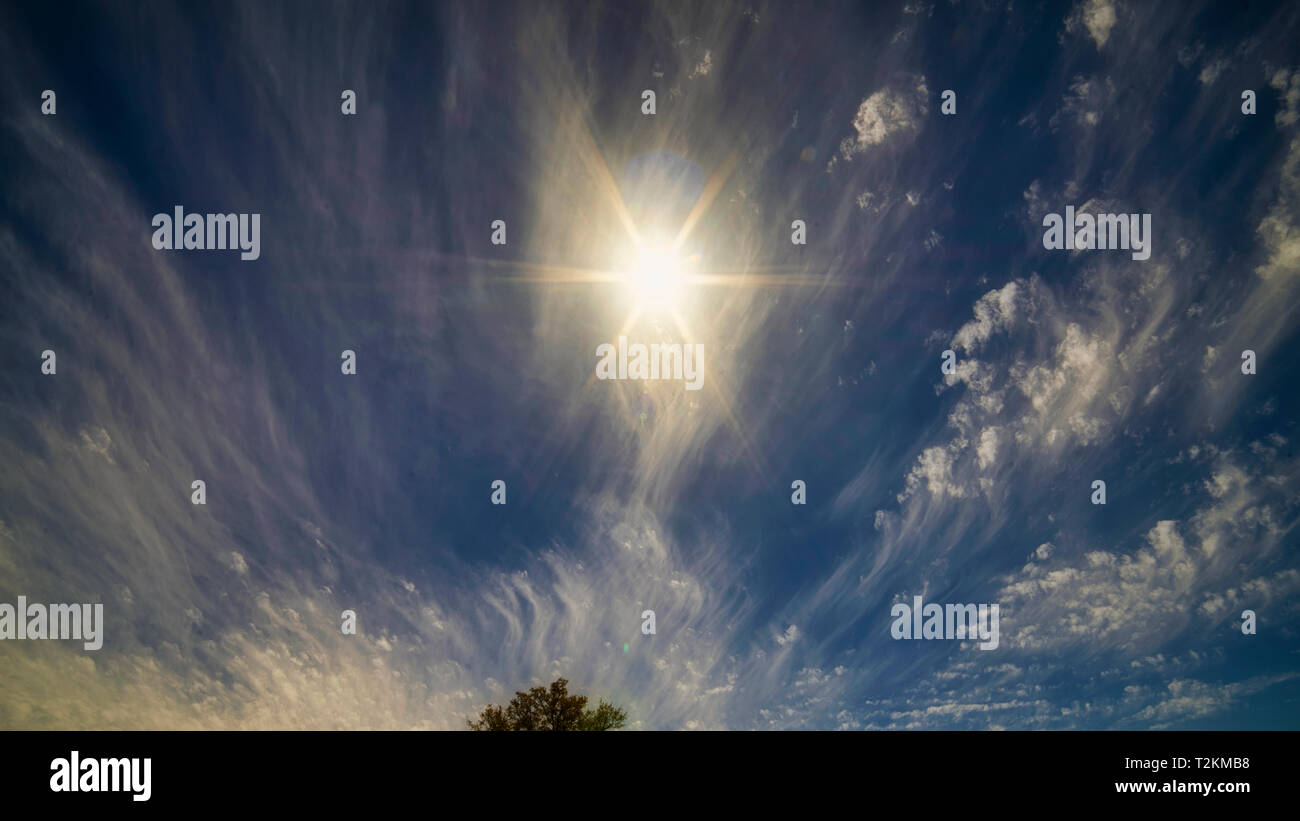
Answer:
top-left (467, 678), bottom-right (627, 731)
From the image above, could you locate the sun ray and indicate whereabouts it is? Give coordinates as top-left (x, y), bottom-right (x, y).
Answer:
top-left (568, 99), bottom-right (643, 251)
top-left (672, 151), bottom-right (739, 252)
top-left (668, 309), bottom-right (772, 489)
top-left (685, 270), bottom-right (869, 289)
top-left (578, 306), bottom-right (644, 395)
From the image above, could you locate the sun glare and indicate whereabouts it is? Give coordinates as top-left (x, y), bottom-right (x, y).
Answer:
top-left (622, 242), bottom-right (687, 312)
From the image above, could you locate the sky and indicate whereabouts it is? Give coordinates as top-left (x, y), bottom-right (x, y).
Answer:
top-left (1, 0), bottom-right (1298, 730)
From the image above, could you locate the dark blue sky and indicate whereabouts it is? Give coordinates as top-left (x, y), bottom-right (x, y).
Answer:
top-left (1, 0), bottom-right (1298, 729)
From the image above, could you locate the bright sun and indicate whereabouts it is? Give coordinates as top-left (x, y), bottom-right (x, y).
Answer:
top-left (621, 242), bottom-right (688, 312)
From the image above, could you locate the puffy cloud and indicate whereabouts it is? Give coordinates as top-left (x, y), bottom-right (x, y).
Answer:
top-left (689, 50), bottom-right (713, 78)
top-left (995, 454), bottom-right (1295, 655)
top-left (1066, 0), bottom-right (1118, 49)
top-left (838, 76), bottom-right (929, 159)
top-left (1254, 135), bottom-right (1300, 282)
top-left (1133, 675), bottom-right (1299, 727)
top-left (1197, 57), bottom-right (1228, 86)
top-left (976, 428), bottom-right (1000, 471)
top-left (952, 282), bottom-right (1021, 353)
top-left (1272, 68), bottom-right (1300, 127)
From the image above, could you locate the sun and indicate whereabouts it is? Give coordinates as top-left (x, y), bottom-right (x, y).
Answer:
top-left (620, 240), bottom-right (688, 312)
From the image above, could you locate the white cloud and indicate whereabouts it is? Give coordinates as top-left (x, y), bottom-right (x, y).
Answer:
top-left (839, 76), bottom-right (929, 159)
top-left (1050, 75), bottom-right (1116, 130)
top-left (1197, 57), bottom-right (1228, 86)
top-left (1133, 674), bottom-right (1299, 727)
top-left (78, 428), bottom-right (115, 464)
top-left (903, 443), bottom-right (970, 500)
top-left (995, 453), bottom-right (1294, 655)
top-left (976, 428), bottom-right (1000, 470)
top-left (1067, 0), bottom-right (1118, 49)
top-left (1254, 135), bottom-right (1300, 282)
top-left (952, 281), bottom-right (1020, 352)
top-left (1271, 68), bottom-right (1300, 127)
top-left (689, 50), bottom-right (712, 79)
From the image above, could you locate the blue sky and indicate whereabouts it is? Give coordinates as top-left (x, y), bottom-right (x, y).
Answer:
top-left (1, 0), bottom-right (1298, 729)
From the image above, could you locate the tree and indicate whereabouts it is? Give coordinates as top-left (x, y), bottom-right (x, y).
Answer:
top-left (467, 678), bottom-right (627, 731)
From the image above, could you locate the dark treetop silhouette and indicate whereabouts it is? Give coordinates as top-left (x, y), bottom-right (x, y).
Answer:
top-left (467, 678), bottom-right (628, 731)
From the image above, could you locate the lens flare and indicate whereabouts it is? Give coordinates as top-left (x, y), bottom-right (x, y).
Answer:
top-left (622, 242), bottom-right (687, 311)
